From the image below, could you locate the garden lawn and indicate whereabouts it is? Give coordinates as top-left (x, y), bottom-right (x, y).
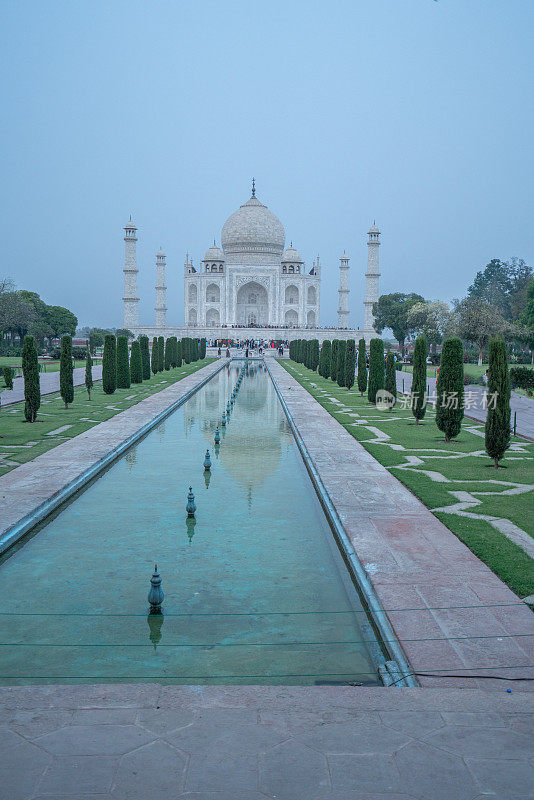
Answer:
top-left (400, 362), bottom-right (534, 383)
top-left (281, 360), bottom-right (534, 600)
top-left (0, 359), bottom-right (214, 477)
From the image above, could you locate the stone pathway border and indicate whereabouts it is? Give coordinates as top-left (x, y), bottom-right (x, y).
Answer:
top-left (0, 684), bottom-right (532, 799)
top-left (268, 357), bottom-right (534, 690)
top-left (0, 365), bottom-right (104, 407)
top-left (0, 359), bottom-right (227, 555)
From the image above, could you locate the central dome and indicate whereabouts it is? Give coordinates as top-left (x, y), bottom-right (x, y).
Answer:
top-left (221, 194), bottom-right (285, 257)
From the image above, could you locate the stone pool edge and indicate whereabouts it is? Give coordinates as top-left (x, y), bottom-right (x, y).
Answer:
top-left (0, 359), bottom-right (229, 556)
top-left (264, 358), bottom-right (417, 688)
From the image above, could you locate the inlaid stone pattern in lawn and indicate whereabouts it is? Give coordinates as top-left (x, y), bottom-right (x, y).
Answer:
top-left (0, 684), bottom-right (532, 799)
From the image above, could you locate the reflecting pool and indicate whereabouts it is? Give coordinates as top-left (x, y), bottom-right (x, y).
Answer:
top-left (0, 363), bottom-right (383, 684)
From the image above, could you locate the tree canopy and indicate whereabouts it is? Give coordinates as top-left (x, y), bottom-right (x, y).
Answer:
top-left (372, 292), bottom-right (424, 355)
top-left (467, 258), bottom-right (532, 322)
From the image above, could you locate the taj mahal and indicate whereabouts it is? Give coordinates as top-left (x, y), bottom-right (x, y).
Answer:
top-left (122, 182), bottom-right (381, 343)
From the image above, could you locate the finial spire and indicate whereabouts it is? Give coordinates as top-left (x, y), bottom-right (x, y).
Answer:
top-left (252, 177), bottom-right (256, 197)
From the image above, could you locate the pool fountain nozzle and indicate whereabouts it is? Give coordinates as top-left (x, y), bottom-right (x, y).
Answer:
top-left (148, 564), bottom-right (164, 614)
top-left (186, 486), bottom-right (196, 518)
top-left (203, 449), bottom-right (212, 471)
top-left (221, 411), bottom-right (226, 427)
top-left (214, 427), bottom-right (220, 444)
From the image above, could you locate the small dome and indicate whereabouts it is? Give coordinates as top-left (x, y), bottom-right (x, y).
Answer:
top-left (203, 244), bottom-right (225, 262)
top-left (157, 248), bottom-right (165, 257)
top-left (340, 251), bottom-right (350, 260)
top-left (221, 194), bottom-right (285, 256)
top-left (282, 244), bottom-right (303, 263)
top-left (124, 216), bottom-right (137, 230)
top-left (368, 222), bottom-right (380, 234)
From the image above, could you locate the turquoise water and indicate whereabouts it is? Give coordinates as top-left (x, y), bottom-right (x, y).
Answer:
top-left (0, 363), bottom-right (383, 685)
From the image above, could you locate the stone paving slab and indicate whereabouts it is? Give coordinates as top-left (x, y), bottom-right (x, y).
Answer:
top-left (0, 685), bottom-right (532, 799)
top-left (0, 359), bottom-right (224, 546)
top-left (268, 358), bottom-right (534, 689)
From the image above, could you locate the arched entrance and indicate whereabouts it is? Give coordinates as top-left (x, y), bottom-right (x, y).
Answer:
top-left (236, 281), bottom-right (269, 326)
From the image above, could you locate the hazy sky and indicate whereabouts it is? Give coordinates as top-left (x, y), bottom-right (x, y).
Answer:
top-left (1, 0), bottom-right (533, 328)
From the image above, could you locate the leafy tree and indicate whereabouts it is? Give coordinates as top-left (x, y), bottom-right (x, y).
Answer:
top-left (115, 328), bottom-right (134, 340)
top-left (337, 340), bottom-right (347, 387)
top-left (411, 335), bottom-right (427, 424)
top-left (367, 338), bottom-right (385, 403)
top-left (59, 334), bottom-right (74, 408)
top-left (151, 338), bottom-right (158, 374)
top-left (372, 293), bottom-right (424, 356)
top-left (385, 351), bottom-right (397, 407)
top-left (116, 336), bottom-right (131, 388)
top-left (330, 340), bottom-right (339, 382)
top-left (46, 305), bottom-right (78, 337)
top-left (102, 334), bottom-right (117, 394)
top-left (407, 301), bottom-right (456, 354)
top-left (435, 338), bottom-right (464, 442)
top-left (455, 297), bottom-right (508, 365)
top-left (164, 338), bottom-right (172, 370)
top-left (22, 335), bottom-right (40, 421)
top-left (485, 338), bottom-right (511, 468)
top-left (357, 338), bottom-right (367, 396)
top-left (158, 336), bottom-right (165, 371)
top-left (139, 335), bottom-right (150, 380)
top-left (130, 340), bottom-right (143, 383)
top-left (522, 279), bottom-right (534, 330)
top-left (318, 340), bottom-right (331, 378)
top-left (345, 339), bottom-right (356, 389)
top-left (85, 347), bottom-right (93, 398)
top-left (467, 258), bottom-right (532, 322)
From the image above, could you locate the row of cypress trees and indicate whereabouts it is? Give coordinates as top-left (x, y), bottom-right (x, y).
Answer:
top-left (102, 334), bottom-right (196, 395)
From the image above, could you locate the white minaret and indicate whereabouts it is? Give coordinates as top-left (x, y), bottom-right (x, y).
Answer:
top-left (155, 248), bottom-right (167, 328)
top-left (123, 216), bottom-right (139, 329)
top-left (337, 252), bottom-right (350, 328)
top-left (363, 222), bottom-right (381, 332)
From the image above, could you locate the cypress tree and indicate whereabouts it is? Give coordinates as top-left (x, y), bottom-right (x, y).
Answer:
top-left (200, 337), bottom-right (206, 359)
top-left (318, 340), bottom-right (331, 378)
top-left (337, 340), bottom-right (347, 387)
top-left (176, 339), bottom-right (182, 367)
top-left (411, 335), bottom-right (427, 424)
top-left (345, 339), bottom-right (356, 389)
top-left (59, 334), bottom-right (74, 409)
top-left (330, 340), bottom-right (339, 382)
top-left (22, 335), bottom-right (40, 422)
top-left (85, 346), bottom-right (93, 399)
top-left (158, 336), bottom-right (165, 372)
top-left (367, 338), bottom-right (385, 403)
top-left (140, 335), bottom-right (151, 380)
top-left (130, 340), bottom-right (143, 383)
top-left (436, 337), bottom-right (464, 442)
top-left (311, 339), bottom-right (320, 372)
top-left (164, 338), bottom-right (172, 370)
top-left (102, 334), bottom-right (117, 394)
top-left (385, 351), bottom-right (397, 409)
top-left (485, 338), bottom-right (511, 468)
top-left (116, 336), bottom-right (131, 388)
top-left (357, 338), bottom-right (367, 396)
top-left (150, 338), bottom-right (158, 374)
top-left (183, 337), bottom-right (191, 364)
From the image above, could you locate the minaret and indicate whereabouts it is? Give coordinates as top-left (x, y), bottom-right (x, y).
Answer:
top-left (363, 222), bottom-right (381, 332)
top-left (155, 249), bottom-right (167, 328)
top-left (123, 216), bottom-right (139, 329)
top-left (337, 252), bottom-right (350, 328)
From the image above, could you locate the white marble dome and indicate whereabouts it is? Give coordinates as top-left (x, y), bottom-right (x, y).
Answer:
top-left (203, 244), bottom-right (225, 262)
top-left (221, 194), bottom-right (285, 256)
top-left (282, 245), bottom-right (303, 263)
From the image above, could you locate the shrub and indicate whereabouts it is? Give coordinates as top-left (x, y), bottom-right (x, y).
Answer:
top-left (60, 335), bottom-right (74, 409)
top-left (485, 338), bottom-right (511, 467)
top-left (345, 340), bottom-right (356, 389)
top-left (411, 335), bottom-right (427, 424)
top-left (139, 335), bottom-right (150, 380)
top-left (330, 340), bottom-right (339, 382)
top-left (436, 337), bottom-right (464, 442)
top-left (116, 336), bottom-right (131, 388)
top-left (130, 340), bottom-right (143, 383)
top-left (22, 335), bottom-right (40, 421)
top-left (510, 366), bottom-right (534, 393)
top-left (337, 340), bottom-right (347, 387)
top-left (85, 348), bottom-right (93, 398)
top-left (318, 340), bottom-right (331, 378)
top-left (367, 338), bottom-right (385, 403)
top-left (385, 351), bottom-right (397, 406)
top-left (2, 366), bottom-right (14, 389)
top-left (102, 334), bottom-right (117, 394)
top-left (357, 338), bottom-right (367, 396)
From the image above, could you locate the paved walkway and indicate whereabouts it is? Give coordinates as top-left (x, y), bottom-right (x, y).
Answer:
top-left (269, 357), bottom-right (534, 690)
top-left (0, 365), bottom-right (103, 407)
top-left (395, 370), bottom-right (534, 439)
top-left (0, 684), bottom-right (532, 799)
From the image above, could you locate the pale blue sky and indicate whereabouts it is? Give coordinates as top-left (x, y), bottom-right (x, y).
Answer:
top-left (1, 0), bottom-right (532, 328)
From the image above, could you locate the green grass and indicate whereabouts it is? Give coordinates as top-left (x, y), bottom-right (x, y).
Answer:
top-left (0, 357), bottom-right (97, 378)
top-left (281, 360), bottom-right (534, 599)
top-left (0, 359), bottom-right (214, 476)
top-left (400, 362), bottom-right (534, 383)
